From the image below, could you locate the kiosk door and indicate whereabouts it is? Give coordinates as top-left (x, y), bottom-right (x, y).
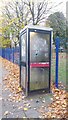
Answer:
top-left (30, 31), bottom-right (51, 91)
top-left (20, 32), bottom-right (26, 91)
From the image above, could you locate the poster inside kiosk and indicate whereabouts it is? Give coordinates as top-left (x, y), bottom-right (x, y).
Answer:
top-left (20, 25), bottom-right (53, 96)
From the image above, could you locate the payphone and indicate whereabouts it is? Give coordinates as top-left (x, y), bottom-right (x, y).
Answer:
top-left (19, 25), bottom-right (53, 96)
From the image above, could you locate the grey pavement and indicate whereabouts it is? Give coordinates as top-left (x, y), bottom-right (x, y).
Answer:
top-left (1, 62), bottom-right (53, 118)
top-left (0, 60), bottom-right (9, 119)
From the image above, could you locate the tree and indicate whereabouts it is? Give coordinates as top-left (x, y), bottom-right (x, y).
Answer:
top-left (1, 0), bottom-right (63, 47)
top-left (24, 0), bottom-right (63, 25)
top-left (0, 36), bottom-right (11, 48)
top-left (1, 0), bottom-right (26, 47)
top-left (66, 20), bottom-right (68, 50)
top-left (0, 16), bottom-right (11, 48)
top-left (46, 12), bottom-right (66, 48)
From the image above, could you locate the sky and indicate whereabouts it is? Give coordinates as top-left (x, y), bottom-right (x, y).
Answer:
top-left (67, 1), bottom-right (68, 20)
top-left (0, 0), bottom-right (67, 17)
top-left (52, 0), bottom-right (67, 17)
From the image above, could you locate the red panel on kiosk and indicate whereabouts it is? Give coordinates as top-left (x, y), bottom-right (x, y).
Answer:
top-left (30, 62), bottom-right (49, 68)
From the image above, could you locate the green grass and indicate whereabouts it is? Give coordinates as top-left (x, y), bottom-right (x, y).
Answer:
top-left (51, 51), bottom-right (66, 87)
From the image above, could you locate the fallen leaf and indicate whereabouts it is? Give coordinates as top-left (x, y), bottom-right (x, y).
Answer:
top-left (4, 111), bottom-right (9, 116)
top-left (23, 107), bottom-right (28, 111)
top-left (18, 106), bottom-right (23, 110)
top-left (26, 103), bottom-right (30, 106)
top-left (18, 87), bottom-right (22, 92)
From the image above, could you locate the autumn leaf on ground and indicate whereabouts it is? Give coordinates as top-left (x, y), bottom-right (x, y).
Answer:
top-left (38, 84), bottom-right (68, 118)
top-left (23, 107), bottom-right (28, 111)
top-left (18, 87), bottom-right (22, 92)
top-left (4, 111), bottom-right (9, 116)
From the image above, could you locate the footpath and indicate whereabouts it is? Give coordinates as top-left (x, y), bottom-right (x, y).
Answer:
top-left (1, 57), bottom-right (53, 118)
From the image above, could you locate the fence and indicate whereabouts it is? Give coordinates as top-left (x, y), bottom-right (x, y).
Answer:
top-left (0, 47), bottom-right (20, 65)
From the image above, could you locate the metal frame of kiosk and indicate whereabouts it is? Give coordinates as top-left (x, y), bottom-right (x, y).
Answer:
top-left (19, 25), bottom-right (53, 96)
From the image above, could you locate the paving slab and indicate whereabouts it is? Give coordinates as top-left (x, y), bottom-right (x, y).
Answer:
top-left (24, 108), bottom-right (40, 118)
top-left (6, 110), bottom-right (26, 118)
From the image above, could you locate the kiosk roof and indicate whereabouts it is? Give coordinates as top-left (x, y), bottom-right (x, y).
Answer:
top-left (20, 25), bottom-right (53, 34)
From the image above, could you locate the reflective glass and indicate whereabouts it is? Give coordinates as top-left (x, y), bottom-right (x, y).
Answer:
top-left (21, 33), bottom-right (26, 62)
top-left (30, 68), bottom-right (49, 90)
top-left (20, 33), bottom-right (26, 89)
top-left (21, 66), bottom-right (26, 89)
top-left (30, 32), bottom-right (50, 62)
top-left (30, 32), bottom-right (50, 91)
